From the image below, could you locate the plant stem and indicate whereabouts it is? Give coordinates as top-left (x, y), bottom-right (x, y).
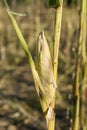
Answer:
top-left (53, 4), bottom-right (63, 81)
top-left (80, 0), bottom-right (87, 129)
top-left (48, 2), bottom-right (63, 130)
top-left (72, 36), bottom-right (81, 130)
top-left (48, 120), bottom-right (55, 130)
top-left (81, 0), bottom-right (87, 62)
top-left (72, 37), bottom-right (80, 130)
top-left (53, 1), bottom-right (63, 103)
top-left (72, 1), bottom-right (83, 130)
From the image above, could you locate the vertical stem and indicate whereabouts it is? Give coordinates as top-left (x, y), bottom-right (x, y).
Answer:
top-left (53, 5), bottom-right (63, 81)
top-left (47, 2), bottom-right (63, 130)
top-left (72, 36), bottom-right (80, 130)
top-left (53, 2), bottom-right (63, 103)
top-left (48, 119), bottom-right (55, 130)
top-left (80, 0), bottom-right (87, 129)
top-left (73, 0), bottom-right (86, 130)
top-left (72, 36), bottom-right (81, 130)
top-left (48, 2), bottom-right (63, 130)
top-left (81, 0), bottom-right (87, 62)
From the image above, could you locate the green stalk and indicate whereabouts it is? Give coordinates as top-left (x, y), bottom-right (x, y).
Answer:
top-left (80, 0), bottom-right (87, 129)
top-left (72, 0), bottom-right (87, 129)
top-left (48, 119), bottom-right (55, 130)
top-left (47, 2), bottom-right (63, 130)
top-left (81, 0), bottom-right (87, 62)
top-left (53, 1), bottom-right (63, 103)
top-left (53, 3), bottom-right (63, 81)
top-left (72, 45), bottom-right (80, 130)
top-left (72, 7), bottom-right (82, 130)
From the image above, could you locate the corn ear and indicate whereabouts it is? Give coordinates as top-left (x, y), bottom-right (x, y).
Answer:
top-left (36, 31), bottom-right (56, 121)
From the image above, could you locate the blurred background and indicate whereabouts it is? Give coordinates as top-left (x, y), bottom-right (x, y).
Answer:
top-left (0, 0), bottom-right (81, 130)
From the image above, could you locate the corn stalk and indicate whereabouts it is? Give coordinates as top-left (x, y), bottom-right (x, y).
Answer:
top-left (80, 0), bottom-right (87, 129)
top-left (53, 1), bottom-right (63, 81)
top-left (47, 1), bottom-right (63, 130)
top-left (72, 7), bottom-right (81, 130)
top-left (73, 0), bottom-right (87, 130)
top-left (72, 34), bottom-right (80, 130)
